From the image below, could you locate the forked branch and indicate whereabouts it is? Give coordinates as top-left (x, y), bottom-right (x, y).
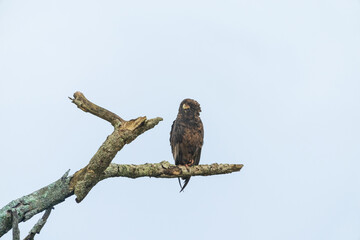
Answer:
top-left (68, 91), bottom-right (163, 203)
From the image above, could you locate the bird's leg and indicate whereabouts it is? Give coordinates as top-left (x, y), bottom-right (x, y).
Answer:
top-left (185, 159), bottom-right (194, 167)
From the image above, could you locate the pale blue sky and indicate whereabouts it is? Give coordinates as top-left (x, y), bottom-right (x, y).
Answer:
top-left (1, 1), bottom-right (360, 239)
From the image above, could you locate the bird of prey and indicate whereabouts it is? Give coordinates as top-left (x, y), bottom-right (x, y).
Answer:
top-left (170, 98), bottom-right (204, 192)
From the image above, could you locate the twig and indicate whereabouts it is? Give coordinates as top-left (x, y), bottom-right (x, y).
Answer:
top-left (11, 210), bottom-right (20, 240)
top-left (23, 208), bottom-right (52, 240)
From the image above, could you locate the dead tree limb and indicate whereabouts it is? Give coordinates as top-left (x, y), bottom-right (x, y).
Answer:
top-left (102, 161), bottom-right (243, 179)
top-left (0, 92), bottom-right (243, 238)
top-left (0, 171), bottom-right (71, 238)
top-left (24, 208), bottom-right (52, 240)
top-left (11, 210), bottom-right (19, 240)
top-left (68, 91), bottom-right (163, 203)
top-left (0, 163), bottom-right (242, 237)
top-left (69, 91), bottom-right (125, 126)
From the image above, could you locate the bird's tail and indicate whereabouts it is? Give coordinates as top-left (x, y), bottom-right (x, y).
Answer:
top-left (178, 177), bottom-right (191, 192)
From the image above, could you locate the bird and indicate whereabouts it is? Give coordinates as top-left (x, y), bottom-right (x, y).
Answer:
top-left (170, 98), bottom-right (204, 192)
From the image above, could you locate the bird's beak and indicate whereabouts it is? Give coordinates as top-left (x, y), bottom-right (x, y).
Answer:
top-left (182, 103), bottom-right (190, 110)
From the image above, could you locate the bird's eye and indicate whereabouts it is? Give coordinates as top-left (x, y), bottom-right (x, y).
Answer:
top-left (182, 103), bottom-right (190, 110)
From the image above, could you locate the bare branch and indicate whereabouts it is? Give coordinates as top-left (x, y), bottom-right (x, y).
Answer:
top-left (69, 91), bottom-right (125, 126)
top-left (102, 161), bottom-right (243, 179)
top-left (69, 116), bottom-right (163, 203)
top-left (0, 171), bottom-right (72, 237)
top-left (0, 162), bottom-right (241, 237)
top-left (68, 91), bottom-right (163, 203)
top-left (23, 208), bottom-right (52, 240)
top-left (11, 210), bottom-right (20, 240)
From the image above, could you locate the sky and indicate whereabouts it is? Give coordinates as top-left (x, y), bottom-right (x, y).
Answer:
top-left (1, 0), bottom-right (360, 239)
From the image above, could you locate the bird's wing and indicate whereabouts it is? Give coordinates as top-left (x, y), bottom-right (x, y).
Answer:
top-left (193, 119), bottom-right (204, 165)
top-left (170, 119), bottom-right (183, 165)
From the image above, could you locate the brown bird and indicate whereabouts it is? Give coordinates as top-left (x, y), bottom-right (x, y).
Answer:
top-left (170, 98), bottom-right (204, 192)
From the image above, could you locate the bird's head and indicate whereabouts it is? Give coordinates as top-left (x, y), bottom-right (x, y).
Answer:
top-left (179, 98), bottom-right (201, 117)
